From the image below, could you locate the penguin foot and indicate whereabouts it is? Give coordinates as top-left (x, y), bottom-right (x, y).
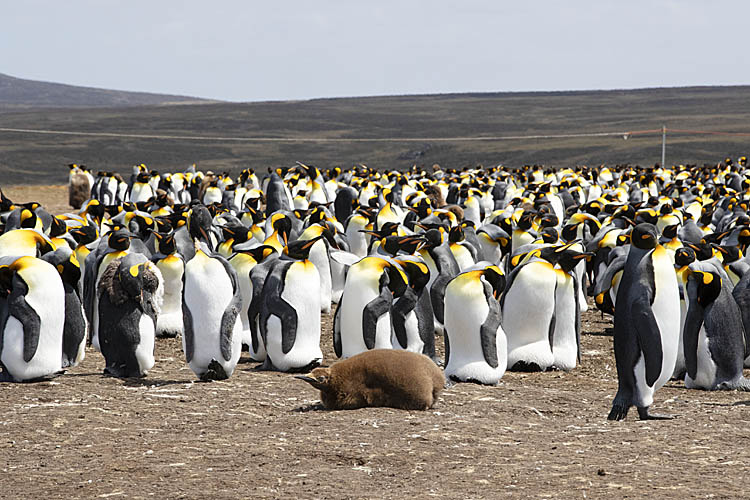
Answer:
top-left (286, 358), bottom-right (323, 374)
top-left (510, 360), bottom-right (543, 372)
top-left (718, 377), bottom-right (750, 391)
top-left (607, 402), bottom-right (630, 421)
top-left (156, 331), bottom-right (179, 339)
top-left (199, 360), bottom-right (229, 381)
top-left (448, 374), bottom-right (498, 386)
top-left (637, 406), bottom-right (674, 420)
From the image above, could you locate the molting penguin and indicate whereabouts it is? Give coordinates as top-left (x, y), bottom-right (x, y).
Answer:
top-left (97, 254), bottom-right (163, 378)
top-left (682, 265), bottom-right (750, 391)
top-left (443, 264), bottom-right (507, 385)
top-left (0, 256), bottom-right (65, 382)
top-left (608, 223), bottom-right (680, 420)
top-left (182, 242), bottom-right (243, 381)
top-left (258, 238), bottom-right (324, 372)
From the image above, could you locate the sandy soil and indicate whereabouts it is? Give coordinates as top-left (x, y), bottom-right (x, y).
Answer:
top-left (2, 186), bottom-right (750, 499)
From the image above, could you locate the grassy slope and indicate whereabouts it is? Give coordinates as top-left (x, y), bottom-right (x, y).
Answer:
top-left (1, 86), bottom-right (750, 184)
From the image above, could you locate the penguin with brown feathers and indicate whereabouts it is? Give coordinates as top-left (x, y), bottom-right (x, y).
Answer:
top-left (295, 349), bottom-right (444, 410)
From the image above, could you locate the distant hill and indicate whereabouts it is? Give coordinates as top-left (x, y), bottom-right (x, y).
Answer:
top-left (2, 84), bottom-right (750, 185)
top-left (0, 72), bottom-right (217, 109)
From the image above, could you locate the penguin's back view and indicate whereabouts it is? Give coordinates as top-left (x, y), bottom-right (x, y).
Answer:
top-left (608, 223), bottom-right (680, 420)
top-left (182, 243), bottom-right (243, 380)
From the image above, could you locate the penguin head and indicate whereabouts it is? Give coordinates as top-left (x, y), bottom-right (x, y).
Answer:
top-left (246, 245), bottom-right (278, 263)
top-left (381, 235), bottom-right (423, 257)
top-left (394, 259), bottom-right (430, 291)
top-left (383, 263), bottom-right (409, 298)
top-left (48, 217), bottom-right (68, 238)
top-left (70, 225), bottom-right (98, 245)
top-left (631, 223), bottom-right (658, 250)
top-left (188, 205), bottom-right (214, 244)
top-left (482, 266), bottom-right (506, 299)
top-left (685, 242), bottom-right (714, 261)
top-left (153, 231), bottom-right (177, 255)
top-left (221, 225), bottom-right (250, 244)
top-left (540, 227), bottom-right (559, 244)
top-left (295, 367), bottom-right (331, 391)
top-left (661, 224), bottom-right (679, 240)
top-left (715, 245), bottom-right (741, 264)
top-left (283, 236), bottom-right (323, 260)
top-left (107, 230), bottom-right (132, 251)
top-left (19, 209), bottom-right (38, 229)
top-left (674, 247), bottom-right (696, 268)
top-left (690, 270), bottom-right (722, 307)
top-left (556, 249), bottom-right (593, 274)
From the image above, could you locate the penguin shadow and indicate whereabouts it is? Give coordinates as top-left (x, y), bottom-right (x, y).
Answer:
top-left (732, 400), bottom-right (750, 407)
top-left (586, 325), bottom-right (614, 337)
top-left (114, 376), bottom-right (187, 387)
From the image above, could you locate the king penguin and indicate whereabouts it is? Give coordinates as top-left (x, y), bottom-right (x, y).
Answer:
top-left (41, 248), bottom-right (87, 368)
top-left (390, 257), bottom-right (437, 362)
top-left (97, 254), bottom-right (163, 378)
top-left (0, 256), bottom-right (65, 382)
top-left (151, 231), bottom-right (185, 338)
top-left (333, 256), bottom-right (408, 359)
top-left (608, 223), bottom-right (680, 420)
top-left (258, 238), bottom-right (325, 372)
top-left (182, 241), bottom-right (243, 380)
top-left (443, 264), bottom-right (507, 385)
top-left (682, 264), bottom-right (750, 391)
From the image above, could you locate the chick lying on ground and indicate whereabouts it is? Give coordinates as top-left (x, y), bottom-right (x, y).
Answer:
top-left (296, 349), bottom-right (444, 410)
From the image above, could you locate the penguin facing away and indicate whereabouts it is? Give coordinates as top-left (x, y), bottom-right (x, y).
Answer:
top-left (390, 257), bottom-right (437, 363)
top-left (0, 256), bottom-right (65, 382)
top-left (295, 349), bottom-right (444, 410)
top-left (182, 242), bottom-right (243, 381)
top-left (608, 223), bottom-right (680, 420)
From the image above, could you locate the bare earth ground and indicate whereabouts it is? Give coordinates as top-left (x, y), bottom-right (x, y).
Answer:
top-left (2, 186), bottom-right (750, 499)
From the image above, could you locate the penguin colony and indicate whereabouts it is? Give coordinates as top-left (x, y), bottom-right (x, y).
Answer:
top-left (1, 157), bottom-right (750, 418)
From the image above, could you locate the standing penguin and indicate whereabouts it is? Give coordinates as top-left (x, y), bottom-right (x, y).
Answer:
top-left (151, 231), bottom-right (185, 338)
top-left (97, 254), bottom-right (163, 378)
top-left (443, 264), bottom-right (507, 385)
top-left (0, 256), bottom-right (65, 382)
top-left (390, 257), bottom-right (437, 362)
top-left (682, 265), bottom-right (750, 390)
top-left (182, 242), bottom-right (243, 381)
top-left (258, 238), bottom-right (324, 372)
top-left (41, 248), bottom-right (87, 368)
top-left (608, 223), bottom-right (680, 420)
top-left (333, 256), bottom-right (408, 359)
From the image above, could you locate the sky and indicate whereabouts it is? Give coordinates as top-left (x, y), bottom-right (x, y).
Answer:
top-left (2, 1), bottom-right (748, 102)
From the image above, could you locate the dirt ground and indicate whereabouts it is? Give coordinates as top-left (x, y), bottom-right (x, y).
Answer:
top-left (2, 185), bottom-right (750, 499)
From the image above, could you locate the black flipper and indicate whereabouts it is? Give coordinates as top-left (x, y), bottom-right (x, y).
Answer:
top-left (9, 277), bottom-right (41, 363)
top-left (479, 277), bottom-right (500, 368)
top-left (632, 295), bottom-right (664, 386)
top-left (573, 273), bottom-right (582, 364)
top-left (416, 288), bottom-right (436, 359)
top-left (182, 297), bottom-right (195, 364)
top-left (259, 263), bottom-right (299, 355)
top-left (391, 287), bottom-right (418, 349)
top-left (547, 280), bottom-right (558, 350)
top-left (333, 300), bottom-right (343, 358)
top-left (362, 273), bottom-right (393, 350)
top-left (215, 255), bottom-right (242, 362)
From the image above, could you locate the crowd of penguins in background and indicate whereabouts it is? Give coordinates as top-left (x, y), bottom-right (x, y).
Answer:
top-left (3, 156), bottom-right (750, 418)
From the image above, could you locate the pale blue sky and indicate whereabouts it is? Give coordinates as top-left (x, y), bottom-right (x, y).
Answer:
top-left (2, 1), bottom-right (747, 102)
